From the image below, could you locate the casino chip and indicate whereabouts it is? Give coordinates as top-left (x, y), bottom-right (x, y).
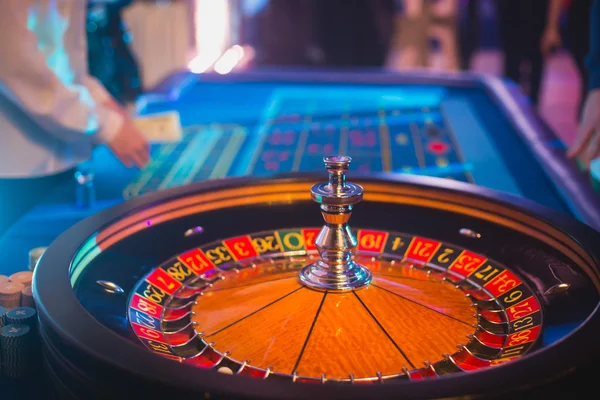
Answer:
top-left (9, 271), bottom-right (33, 287)
top-left (0, 282), bottom-right (24, 310)
top-left (28, 247), bottom-right (47, 272)
top-left (6, 307), bottom-right (37, 328)
top-left (0, 323), bottom-right (41, 378)
top-left (21, 286), bottom-right (34, 308)
top-left (0, 306), bottom-right (6, 328)
top-left (0, 275), bottom-right (8, 285)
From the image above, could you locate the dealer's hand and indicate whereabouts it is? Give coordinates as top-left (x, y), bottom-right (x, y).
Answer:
top-left (107, 117), bottom-right (150, 168)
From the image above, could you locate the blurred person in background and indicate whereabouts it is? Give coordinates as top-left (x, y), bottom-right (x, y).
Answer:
top-left (87, 0), bottom-right (142, 103)
top-left (569, 0), bottom-right (600, 169)
top-left (495, 0), bottom-right (549, 107)
top-left (314, 0), bottom-right (396, 68)
top-left (249, 0), bottom-right (396, 68)
top-left (541, 0), bottom-right (592, 116)
top-left (457, 0), bottom-right (479, 71)
top-left (251, 0), bottom-right (316, 66)
top-left (0, 0), bottom-right (149, 237)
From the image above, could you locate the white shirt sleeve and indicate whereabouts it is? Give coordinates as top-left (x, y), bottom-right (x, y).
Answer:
top-left (0, 0), bottom-right (123, 144)
top-left (80, 74), bottom-right (114, 105)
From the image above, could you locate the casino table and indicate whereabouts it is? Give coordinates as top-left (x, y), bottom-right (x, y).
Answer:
top-left (125, 69), bottom-right (600, 219)
top-left (4, 69), bottom-right (600, 267)
top-left (2, 70), bottom-right (599, 253)
top-left (1, 69), bottom-right (600, 398)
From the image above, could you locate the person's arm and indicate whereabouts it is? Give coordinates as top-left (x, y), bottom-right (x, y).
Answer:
top-left (0, 0), bottom-right (123, 145)
top-left (568, 0), bottom-right (600, 167)
top-left (80, 73), bottom-right (129, 120)
top-left (541, 0), bottom-right (564, 55)
top-left (81, 75), bottom-right (117, 108)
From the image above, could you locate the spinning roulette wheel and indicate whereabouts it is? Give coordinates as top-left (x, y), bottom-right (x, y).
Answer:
top-left (34, 156), bottom-right (600, 399)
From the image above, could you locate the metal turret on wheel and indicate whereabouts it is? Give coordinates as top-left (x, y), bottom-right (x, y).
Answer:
top-left (299, 156), bottom-right (372, 291)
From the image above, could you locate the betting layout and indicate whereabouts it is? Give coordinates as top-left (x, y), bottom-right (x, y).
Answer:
top-left (124, 87), bottom-right (471, 198)
top-left (128, 228), bottom-right (542, 382)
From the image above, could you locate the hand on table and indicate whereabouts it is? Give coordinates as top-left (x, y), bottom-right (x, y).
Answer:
top-left (568, 89), bottom-right (600, 169)
top-left (101, 98), bottom-right (150, 168)
top-left (107, 116), bottom-right (150, 169)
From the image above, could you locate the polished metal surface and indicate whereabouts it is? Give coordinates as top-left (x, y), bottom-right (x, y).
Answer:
top-left (184, 226), bottom-right (204, 237)
top-left (96, 280), bottom-right (124, 294)
top-left (300, 156), bottom-right (372, 291)
top-left (459, 228), bottom-right (481, 239)
top-left (544, 283), bottom-right (571, 295)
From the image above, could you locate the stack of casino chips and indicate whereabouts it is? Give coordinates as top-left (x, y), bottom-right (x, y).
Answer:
top-left (21, 286), bottom-right (34, 308)
top-left (6, 307), bottom-right (37, 328)
top-left (10, 271), bottom-right (33, 287)
top-left (0, 251), bottom-right (42, 377)
top-left (0, 307), bottom-right (40, 378)
top-left (0, 306), bottom-right (6, 328)
top-left (0, 270), bottom-right (34, 310)
top-left (28, 247), bottom-right (47, 272)
top-left (0, 281), bottom-right (25, 310)
top-left (0, 323), bottom-right (41, 378)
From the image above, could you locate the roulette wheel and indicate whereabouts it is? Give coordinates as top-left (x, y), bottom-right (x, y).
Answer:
top-left (33, 156), bottom-right (600, 399)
